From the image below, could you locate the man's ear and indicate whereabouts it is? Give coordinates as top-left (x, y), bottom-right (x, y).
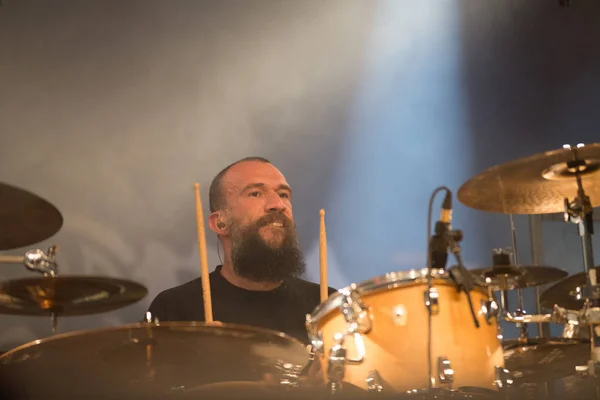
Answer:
top-left (208, 211), bottom-right (227, 234)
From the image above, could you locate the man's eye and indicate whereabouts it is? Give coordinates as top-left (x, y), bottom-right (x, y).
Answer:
top-left (248, 191), bottom-right (261, 197)
top-left (279, 193), bottom-right (290, 199)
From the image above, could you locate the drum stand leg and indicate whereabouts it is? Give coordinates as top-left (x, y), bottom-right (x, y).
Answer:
top-left (50, 312), bottom-right (58, 335)
top-left (509, 215), bottom-right (529, 343)
top-left (563, 147), bottom-right (600, 399)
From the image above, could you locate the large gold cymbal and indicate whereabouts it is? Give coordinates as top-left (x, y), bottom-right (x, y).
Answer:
top-left (0, 322), bottom-right (309, 397)
top-left (458, 143), bottom-right (600, 214)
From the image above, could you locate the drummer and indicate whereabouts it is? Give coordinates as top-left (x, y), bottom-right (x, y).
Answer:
top-left (147, 157), bottom-right (337, 345)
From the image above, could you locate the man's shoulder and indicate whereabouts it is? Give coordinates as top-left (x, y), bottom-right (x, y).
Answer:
top-left (151, 277), bottom-right (204, 303)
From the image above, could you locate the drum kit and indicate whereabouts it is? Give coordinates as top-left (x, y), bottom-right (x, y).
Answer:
top-left (1, 142), bottom-right (600, 399)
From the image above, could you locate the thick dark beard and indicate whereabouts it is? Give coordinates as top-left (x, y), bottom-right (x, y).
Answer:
top-left (229, 213), bottom-right (306, 283)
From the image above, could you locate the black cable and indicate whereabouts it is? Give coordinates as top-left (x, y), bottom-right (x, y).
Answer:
top-left (425, 185), bottom-right (451, 391)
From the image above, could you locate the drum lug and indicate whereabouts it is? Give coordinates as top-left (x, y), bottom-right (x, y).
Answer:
top-left (424, 287), bottom-right (439, 315)
top-left (144, 311), bottom-right (160, 325)
top-left (494, 366), bottom-right (513, 389)
top-left (340, 284), bottom-right (371, 334)
top-left (481, 298), bottom-right (499, 325)
top-left (305, 314), bottom-right (324, 353)
top-left (366, 370), bottom-right (383, 393)
top-left (437, 357), bottom-right (454, 387)
top-left (327, 333), bottom-right (347, 394)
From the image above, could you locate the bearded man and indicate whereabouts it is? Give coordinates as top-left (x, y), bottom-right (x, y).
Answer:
top-left (147, 157), bottom-right (337, 345)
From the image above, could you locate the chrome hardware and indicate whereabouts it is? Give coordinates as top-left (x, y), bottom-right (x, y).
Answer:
top-left (494, 366), bottom-right (513, 389)
top-left (339, 285), bottom-right (372, 334)
top-left (562, 322), bottom-right (581, 339)
top-left (24, 246), bottom-right (59, 277)
top-left (327, 333), bottom-right (347, 393)
top-left (144, 311), bottom-right (160, 325)
top-left (481, 298), bottom-right (499, 325)
top-left (275, 361), bottom-right (303, 387)
top-left (329, 381), bottom-right (342, 395)
top-left (305, 316), bottom-right (324, 354)
top-left (504, 304), bottom-right (571, 325)
top-left (366, 370), bottom-right (383, 392)
top-left (437, 357), bottom-right (454, 386)
top-left (342, 332), bottom-right (365, 364)
top-left (424, 287), bottom-right (439, 315)
top-left (305, 314), bottom-right (324, 353)
top-left (392, 305), bottom-right (407, 326)
top-left (576, 360), bottom-right (598, 378)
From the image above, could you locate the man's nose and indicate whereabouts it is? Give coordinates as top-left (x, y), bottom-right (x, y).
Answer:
top-left (265, 192), bottom-right (287, 212)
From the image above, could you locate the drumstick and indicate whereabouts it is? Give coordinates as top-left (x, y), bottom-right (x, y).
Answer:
top-left (194, 183), bottom-right (213, 322)
top-left (319, 209), bottom-right (328, 303)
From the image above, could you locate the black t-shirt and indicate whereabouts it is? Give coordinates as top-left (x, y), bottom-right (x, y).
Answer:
top-left (147, 266), bottom-right (337, 345)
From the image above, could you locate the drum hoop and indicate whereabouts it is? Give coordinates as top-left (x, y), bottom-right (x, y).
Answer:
top-left (309, 268), bottom-right (487, 323)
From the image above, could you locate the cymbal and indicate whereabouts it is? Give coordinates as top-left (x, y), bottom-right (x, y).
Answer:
top-left (458, 143), bottom-right (600, 214)
top-left (0, 183), bottom-right (64, 250)
top-left (469, 265), bottom-right (568, 290)
top-left (0, 322), bottom-right (310, 397)
top-left (503, 337), bottom-right (590, 382)
top-left (0, 276), bottom-right (148, 316)
top-left (540, 266), bottom-right (600, 310)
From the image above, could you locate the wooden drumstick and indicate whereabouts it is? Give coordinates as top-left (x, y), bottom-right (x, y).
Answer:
top-left (319, 209), bottom-right (328, 303)
top-left (194, 183), bottom-right (213, 322)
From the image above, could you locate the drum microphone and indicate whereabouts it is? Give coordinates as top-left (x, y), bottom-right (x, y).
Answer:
top-left (430, 189), bottom-right (480, 328)
top-left (430, 191), bottom-right (453, 270)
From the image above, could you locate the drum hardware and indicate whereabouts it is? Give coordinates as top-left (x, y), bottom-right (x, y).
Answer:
top-left (560, 144), bottom-right (599, 383)
top-left (494, 366), bottom-right (513, 389)
top-left (508, 213), bottom-right (532, 344)
top-left (323, 329), bottom-right (367, 393)
top-left (366, 370), bottom-right (384, 392)
top-left (562, 321), bottom-right (582, 339)
top-left (437, 357), bottom-right (454, 387)
top-left (0, 245), bottom-right (59, 276)
top-left (481, 297), bottom-right (500, 325)
top-left (427, 187), bottom-right (479, 329)
top-left (424, 286), bottom-right (439, 315)
top-left (339, 284), bottom-right (372, 335)
top-left (326, 332), bottom-right (347, 394)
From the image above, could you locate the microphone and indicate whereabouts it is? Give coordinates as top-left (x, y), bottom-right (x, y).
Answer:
top-left (430, 191), bottom-right (453, 270)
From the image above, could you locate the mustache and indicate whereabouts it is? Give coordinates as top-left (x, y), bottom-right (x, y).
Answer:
top-left (255, 213), bottom-right (292, 228)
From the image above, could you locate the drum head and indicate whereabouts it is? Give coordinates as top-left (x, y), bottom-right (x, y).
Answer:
top-left (0, 322), bottom-right (309, 398)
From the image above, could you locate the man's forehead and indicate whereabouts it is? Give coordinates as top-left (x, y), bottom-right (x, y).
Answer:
top-left (222, 161), bottom-right (289, 191)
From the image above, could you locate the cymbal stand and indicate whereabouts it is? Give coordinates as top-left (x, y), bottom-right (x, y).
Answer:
top-left (509, 214), bottom-right (529, 343)
top-left (562, 145), bottom-right (600, 398)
